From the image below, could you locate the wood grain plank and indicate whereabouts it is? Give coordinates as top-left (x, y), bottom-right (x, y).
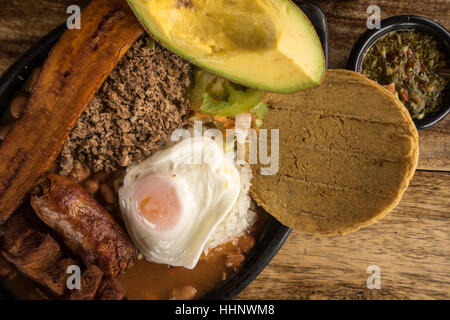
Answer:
top-left (0, 0), bottom-right (449, 300)
top-left (418, 117), bottom-right (450, 171)
top-left (0, 0), bottom-right (89, 75)
top-left (238, 170), bottom-right (450, 300)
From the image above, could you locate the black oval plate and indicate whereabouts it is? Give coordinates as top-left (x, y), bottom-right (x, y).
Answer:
top-left (0, 1), bottom-right (328, 300)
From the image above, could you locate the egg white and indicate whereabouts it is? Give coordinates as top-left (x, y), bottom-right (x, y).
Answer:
top-left (119, 136), bottom-right (240, 269)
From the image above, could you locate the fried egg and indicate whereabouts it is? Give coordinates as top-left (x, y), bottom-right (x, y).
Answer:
top-left (119, 136), bottom-right (240, 269)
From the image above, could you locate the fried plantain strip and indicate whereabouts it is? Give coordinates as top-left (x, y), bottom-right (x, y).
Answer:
top-left (0, 0), bottom-right (143, 224)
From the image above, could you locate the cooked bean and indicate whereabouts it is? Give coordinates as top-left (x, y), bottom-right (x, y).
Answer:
top-left (23, 67), bottom-right (42, 93)
top-left (68, 162), bottom-right (91, 183)
top-left (99, 183), bottom-right (117, 205)
top-left (237, 234), bottom-right (255, 254)
top-left (93, 171), bottom-right (109, 183)
top-left (83, 179), bottom-right (99, 194)
top-left (225, 253), bottom-right (245, 269)
top-left (0, 124), bottom-right (11, 141)
top-left (199, 253), bottom-right (208, 261)
top-left (169, 286), bottom-right (198, 300)
top-left (112, 177), bottom-right (122, 193)
top-left (9, 92), bottom-right (28, 119)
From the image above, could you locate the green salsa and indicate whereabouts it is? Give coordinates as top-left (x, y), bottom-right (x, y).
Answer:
top-left (362, 30), bottom-right (448, 120)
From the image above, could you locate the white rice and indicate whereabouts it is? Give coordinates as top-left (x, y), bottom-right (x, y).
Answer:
top-left (203, 162), bottom-right (257, 254)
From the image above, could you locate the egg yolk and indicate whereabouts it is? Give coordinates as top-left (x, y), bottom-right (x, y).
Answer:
top-left (134, 176), bottom-right (181, 231)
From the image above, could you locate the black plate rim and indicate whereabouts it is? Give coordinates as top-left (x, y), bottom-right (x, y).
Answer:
top-left (347, 15), bottom-right (450, 130)
top-left (0, 1), bottom-right (328, 300)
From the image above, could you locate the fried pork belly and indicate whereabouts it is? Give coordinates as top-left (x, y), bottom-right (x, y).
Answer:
top-left (69, 265), bottom-right (103, 300)
top-left (31, 174), bottom-right (134, 276)
top-left (0, 254), bottom-right (16, 280)
top-left (96, 277), bottom-right (126, 300)
top-left (0, 210), bottom-right (74, 295)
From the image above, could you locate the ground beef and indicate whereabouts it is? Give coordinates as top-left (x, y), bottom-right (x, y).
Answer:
top-left (58, 39), bottom-right (192, 174)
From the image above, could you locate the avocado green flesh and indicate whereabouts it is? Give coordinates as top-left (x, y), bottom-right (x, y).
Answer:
top-left (127, 0), bottom-right (325, 93)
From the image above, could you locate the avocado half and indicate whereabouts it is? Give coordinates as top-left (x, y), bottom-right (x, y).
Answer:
top-left (127, 0), bottom-right (325, 93)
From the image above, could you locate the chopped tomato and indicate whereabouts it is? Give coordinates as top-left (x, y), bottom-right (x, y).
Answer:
top-left (214, 115), bottom-right (235, 130)
top-left (420, 63), bottom-right (428, 72)
top-left (401, 90), bottom-right (409, 102)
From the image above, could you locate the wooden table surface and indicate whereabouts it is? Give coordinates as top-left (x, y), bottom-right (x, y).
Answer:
top-left (1, 0), bottom-right (449, 300)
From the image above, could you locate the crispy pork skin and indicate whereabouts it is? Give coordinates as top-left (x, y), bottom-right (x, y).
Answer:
top-left (0, 254), bottom-right (15, 279)
top-left (96, 277), bottom-right (126, 300)
top-left (0, 211), bottom-right (69, 295)
top-left (41, 258), bottom-right (78, 296)
top-left (31, 174), bottom-right (134, 276)
top-left (69, 265), bottom-right (103, 300)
